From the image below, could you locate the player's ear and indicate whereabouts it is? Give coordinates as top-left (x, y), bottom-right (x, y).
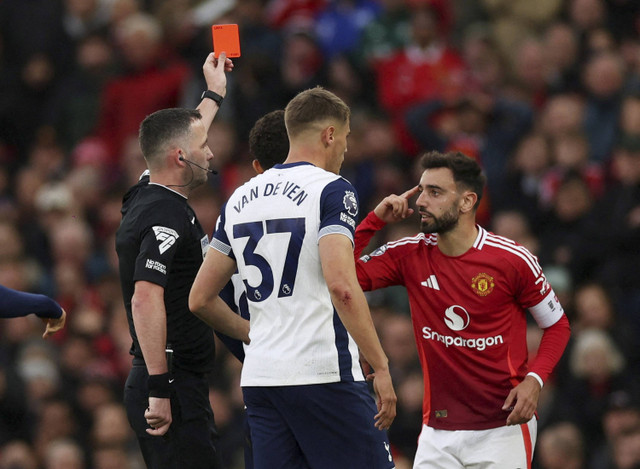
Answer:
top-left (460, 191), bottom-right (478, 214)
top-left (252, 159), bottom-right (264, 175)
top-left (321, 125), bottom-right (334, 148)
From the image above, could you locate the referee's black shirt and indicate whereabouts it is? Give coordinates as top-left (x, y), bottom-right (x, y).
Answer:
top-left (116, 175), bottom-right (215, 374)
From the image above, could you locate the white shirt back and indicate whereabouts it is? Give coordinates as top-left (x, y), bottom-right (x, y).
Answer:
top-left (211, 162), bottom-right (364, 386)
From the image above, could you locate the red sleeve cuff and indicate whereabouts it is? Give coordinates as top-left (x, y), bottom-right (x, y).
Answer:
top-left (354, 212), bottom-right (387, 259)
top-left (363, 211), bottom-right (387, 230)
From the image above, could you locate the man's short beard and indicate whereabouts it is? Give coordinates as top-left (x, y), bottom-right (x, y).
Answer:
top-left (420, 210), bottom-right (459, 234)
top-left (184, 163), bottom-right (207, 190)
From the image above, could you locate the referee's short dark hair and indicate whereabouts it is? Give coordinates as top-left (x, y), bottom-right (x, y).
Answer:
top-left (420, 151), bottom-right (486, 207)
top-left (139, 108), bottom-right (202, 165)
top-left (249, 110), bottom-right (289, 170)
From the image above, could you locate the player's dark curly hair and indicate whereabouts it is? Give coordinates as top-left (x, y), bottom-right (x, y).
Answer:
top-left (420, 151), bottom-right (486, 208)
top-left (249, 110), bottom-right (289, 170)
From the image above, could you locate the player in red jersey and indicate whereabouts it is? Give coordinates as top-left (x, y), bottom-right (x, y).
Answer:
top-left (355, 151), bottom-right (571, 468)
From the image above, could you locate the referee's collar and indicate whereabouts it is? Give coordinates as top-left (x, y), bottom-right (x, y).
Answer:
top-left (148, 182), bottom-right (188, 200)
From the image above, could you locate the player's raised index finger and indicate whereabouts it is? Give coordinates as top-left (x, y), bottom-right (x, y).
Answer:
top-left (401, 185), bottom-right (420, 200)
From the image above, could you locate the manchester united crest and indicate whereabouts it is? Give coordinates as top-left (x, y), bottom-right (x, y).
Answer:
top-left (471, 273), bottom-right (495, 296)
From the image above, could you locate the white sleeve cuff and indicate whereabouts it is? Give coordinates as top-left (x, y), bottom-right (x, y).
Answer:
top-left (527, 372), bottom-right (544, 389)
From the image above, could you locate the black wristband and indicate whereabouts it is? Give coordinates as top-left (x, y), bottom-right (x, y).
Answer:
top-left (147, 373), bottom-right (172, 398)
top-left (201, 90), bottom-right (224, 107)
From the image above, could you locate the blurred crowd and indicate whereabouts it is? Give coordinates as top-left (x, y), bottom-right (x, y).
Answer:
top-left (1, 0), bottom-right (640, 468)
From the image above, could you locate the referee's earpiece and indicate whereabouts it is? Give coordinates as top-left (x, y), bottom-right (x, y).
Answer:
top-left (177, 151), bottom-right (217, 175)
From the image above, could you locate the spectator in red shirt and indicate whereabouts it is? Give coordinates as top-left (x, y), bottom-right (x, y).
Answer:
top-left (371, 3), bottom-right (466, 155)
top-left (93, 13), bottom-right (190, 171)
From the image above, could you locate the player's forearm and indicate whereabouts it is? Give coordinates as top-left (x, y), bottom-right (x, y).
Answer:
top-left (0, 284), bottom-right (63, 319)
top-left (321, 235), bottom-right (390, 371)
top-left (132, 285), bottom-right (169, 375)
top-left (529, 314), bottom-right (571, 382)
top-left (330, 285), bottom-right (389, 372)
top-left (354, 211), bottom-right (386, 259)
top-left (196, 98), bottom-right (221, 133)
top-left (192, 297), bottom-right (250, 343)
top-left (189, 248), bottom-right (249, 342)
top-left (197, 52), bottom-right (228, 131)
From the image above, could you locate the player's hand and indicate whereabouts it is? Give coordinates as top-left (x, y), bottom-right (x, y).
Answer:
top-left (373, 186), bottom-right (420, 224)
top-left (202, 52), bottom-right (233, 97)
top-left (145, 397), bottom-right (172, 436)
top-left (42, 308), bottom-right (66, 338)
top-left (502, 375), bottom-right (540, 425)
top-left (371, 369), bottom-right (397, 430)
top-left (360, 356), bottom-right (373, 381)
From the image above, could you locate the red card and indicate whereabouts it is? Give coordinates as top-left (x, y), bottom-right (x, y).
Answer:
top-left (212, 24), bottom-right (241, 58)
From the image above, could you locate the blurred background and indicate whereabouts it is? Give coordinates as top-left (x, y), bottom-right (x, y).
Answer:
top-left (0, 0), bottom-right (640, 468)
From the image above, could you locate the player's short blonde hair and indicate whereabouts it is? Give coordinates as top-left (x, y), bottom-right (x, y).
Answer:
top-left (284, 86), bottom-right (350, 139)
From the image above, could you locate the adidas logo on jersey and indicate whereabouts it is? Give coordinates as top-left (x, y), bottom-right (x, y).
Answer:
top-left (153, 226), bottom-right (179, 254)
top-left (421, 274), bottom-right (440, 290)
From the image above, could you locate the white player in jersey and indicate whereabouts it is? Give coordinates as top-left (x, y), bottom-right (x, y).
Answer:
top-left (189, 87), bottom-right (396, 469)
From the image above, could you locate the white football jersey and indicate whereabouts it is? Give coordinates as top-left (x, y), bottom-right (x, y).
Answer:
top-left (211, 162), bottom-right (365, 386)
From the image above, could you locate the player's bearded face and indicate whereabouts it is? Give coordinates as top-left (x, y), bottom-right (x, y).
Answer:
top-left (419, 200), bottom-right (460, 234)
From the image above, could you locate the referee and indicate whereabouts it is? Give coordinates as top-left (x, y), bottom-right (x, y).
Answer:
top-left (115, 53), bottom-right (247, 469)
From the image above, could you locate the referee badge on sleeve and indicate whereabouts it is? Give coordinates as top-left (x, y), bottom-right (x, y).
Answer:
top-left (153, 226), bottom-right (179, 254)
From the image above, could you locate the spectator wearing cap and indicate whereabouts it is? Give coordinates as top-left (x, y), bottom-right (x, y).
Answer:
top-left (590, 390), bottom-right (640, 469)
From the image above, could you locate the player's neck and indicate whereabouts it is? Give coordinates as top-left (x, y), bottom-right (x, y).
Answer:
top-left (436, 220), bottom-right (478, 257)
top-left (285, 139), bottom-right (333, 171)
top-left (284, 152), bottom-right (327, 170)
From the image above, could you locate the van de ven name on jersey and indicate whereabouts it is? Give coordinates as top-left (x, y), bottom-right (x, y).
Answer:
top-left (233, 181), bottom-right (309, 213)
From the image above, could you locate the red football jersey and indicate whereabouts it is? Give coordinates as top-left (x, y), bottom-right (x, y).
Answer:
top-left (356, 215), bottom-right (566, 431)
